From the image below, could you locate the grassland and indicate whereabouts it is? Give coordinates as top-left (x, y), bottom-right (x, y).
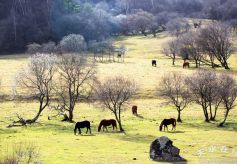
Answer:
top-left (0, 34), bottom-right (237, 164)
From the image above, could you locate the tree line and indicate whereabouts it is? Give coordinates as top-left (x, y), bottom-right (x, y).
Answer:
top-left (8, 53), bottom-right (136, 132)
top-left (5, 52), bottom-right (236, 130)
top-left (0, 0), bottom-right (237, 53)
top-left (159, 70), bottom-right (237, 127)
top-left (164, 22), bottom-right (234, 69)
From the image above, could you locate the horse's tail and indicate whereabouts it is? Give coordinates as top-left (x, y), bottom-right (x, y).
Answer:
top-left (173, 119), bottom-right (176, 127)
top-left (74, 123), bottom-right (77, 135)
top-left (98, 121), bottom-right (103, 132)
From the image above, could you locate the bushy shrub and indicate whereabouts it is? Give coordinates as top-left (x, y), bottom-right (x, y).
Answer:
top-left (1, 141), bottom-right (40, 164)
top-left (27, 43), bottom-right (41, 54)
top-left (60, 34), bottom-right (86, 53)
top-left (41, 41), bottom-right (56, 53)
top-left (27, 41), bottom-right (56, 54)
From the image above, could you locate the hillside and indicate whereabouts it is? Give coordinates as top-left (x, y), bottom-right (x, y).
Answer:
top-left (0, 35), bottom-right (237, 163)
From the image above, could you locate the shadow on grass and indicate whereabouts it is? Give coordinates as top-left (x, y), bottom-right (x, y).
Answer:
top-left (75, 134), bottom-right (96, 137)
top-left (0, 54), bottom-right (28, 60)
top-left (133, 114), bottom-right (144, 119)
top-left (160, 130), bottom-right (185, 134)
top-left (0, 128), bottom-right (19, 135)
top-left (181, 121), bottom-right (237, 132)
top-left (116, 133), bottom-right (157, 144)
top-left (98, 130), bottom-right (123, 134)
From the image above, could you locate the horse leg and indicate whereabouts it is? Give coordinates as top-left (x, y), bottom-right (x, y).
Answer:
top-left (79, 128), bottom-right (81, 134)
top-left (89, 127), bottom-right (91, 134)
top-left (74, 129), bottom-right (77, 135)
top-left (86, 127), bottom-right (88, 134)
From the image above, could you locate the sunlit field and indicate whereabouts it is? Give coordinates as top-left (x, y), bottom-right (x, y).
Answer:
top-left (0, 34), bottom-right (237, 163)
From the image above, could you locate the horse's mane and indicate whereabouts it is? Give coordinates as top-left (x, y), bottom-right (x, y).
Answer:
top-left (160, 120), bottom-right (164, 126)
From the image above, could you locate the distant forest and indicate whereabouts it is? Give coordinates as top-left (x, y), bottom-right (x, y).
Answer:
top-left (0, 0), bottom-right (237, 54)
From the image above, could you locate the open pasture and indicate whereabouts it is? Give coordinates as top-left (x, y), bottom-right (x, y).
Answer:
top-left (0, 34), bottom-right (237, 163)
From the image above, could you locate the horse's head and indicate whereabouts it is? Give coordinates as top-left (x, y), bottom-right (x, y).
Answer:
top-left (159, 125), bottom-right (162, 131)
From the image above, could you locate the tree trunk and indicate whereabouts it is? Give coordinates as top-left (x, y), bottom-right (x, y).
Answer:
top-left (209, 104), bottom-right (215, 121)
top-left (27, 108), bottom-right (43, 124)
top-left (172, 53), bottom-right (175, 65)
top-left (195, 59), bottom-right (198, 68)
top-left (27, 100), bottom-right (46, 124)
top-left (204, 109), bottom-right (209, 122)
top-left (68, 110), bottom-right (74, 122)
top-left (202, 103), bottom-right (209, 122)
top-left (177, 110), bottom-right (182, 122)
top-left (114, 111), bottom-right (124, 132)
top-left (210, 54), bottom-right (215, 69)
top-left (142, 30), bottom-right (147, 36)
top-left (213, 101), bottom-right (221, 120)
top-left (223, 60), bottom-right (229, 69)
top-left (118, 120), bottom-right (124, 132)
top-left (213, 107), bottom-right (218, 120)
top-left (219, 109), bottom-right (229, 127)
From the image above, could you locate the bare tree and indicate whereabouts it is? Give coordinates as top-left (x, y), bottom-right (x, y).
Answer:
top-left (55, 54), bottom-right (96, 122)
top-left (1, 141), bottom-right (40, 164)
top-left (130, 10), bottom-right (153, 36)
top-left (208, 78), bottom-right (223, 121)
top-left (199, 23), bottom-right (233, 69)
top-left (159, 73), bottom-right (191, 122)
top-left (179, 32), bottom-right (203, 68)
top-left (163, 38), bottom-right (180, 65)
top-left (14, 54), bottom-right (57, 125)
top-left (116, 0), bottom-right (132, 15)
top-left (95, 76), bottom-right (137, 132)
top-left (218, 74), bottom-right (237, 126)
top-left (149, 15), bottom-right (160, 37)
top-left (167, 18), bottom-right (190, 38)
top-left (185, 70), bottom-right (219, 122)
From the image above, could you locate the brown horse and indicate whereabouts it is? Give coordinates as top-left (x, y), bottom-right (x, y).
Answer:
top-left (159, 118), bottom-right (176, 131)
top-left (183, 61), bottom-right (190, 68)
top-left (98, 119), bottom-right (117, 132)
top-left (132, 105), bottom-right (138, 115)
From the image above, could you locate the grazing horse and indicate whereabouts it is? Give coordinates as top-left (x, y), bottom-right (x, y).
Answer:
top-left (117, 53), bottom-right (122, 58)
top-left (152, 60), bottom-right (157, 67)
top-left (98, 119), bottom-right (117, 132)
top-left (74, 120), bottom-right (91, 135)
top-left (183, 61), bottom-right (190, 68)
top-left (132, 105), bottom-right (138, 115)
top-left (159, 118), bottom-right (176, 131)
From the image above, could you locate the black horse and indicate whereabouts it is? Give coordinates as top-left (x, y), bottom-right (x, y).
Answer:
top-left (74, 120), bottom-right (91, 135)
top-left (159, 118), bottom-right (176, 131)
top-left (152, 60), bottom-right (157, 67)
top-left (98, 119), bottom-right (117, 132)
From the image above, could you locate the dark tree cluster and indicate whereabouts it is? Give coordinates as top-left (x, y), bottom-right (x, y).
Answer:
top-left (0, 0), bottom-right (52, 53)
top-left (0, 0), bottom-right (237, 54)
